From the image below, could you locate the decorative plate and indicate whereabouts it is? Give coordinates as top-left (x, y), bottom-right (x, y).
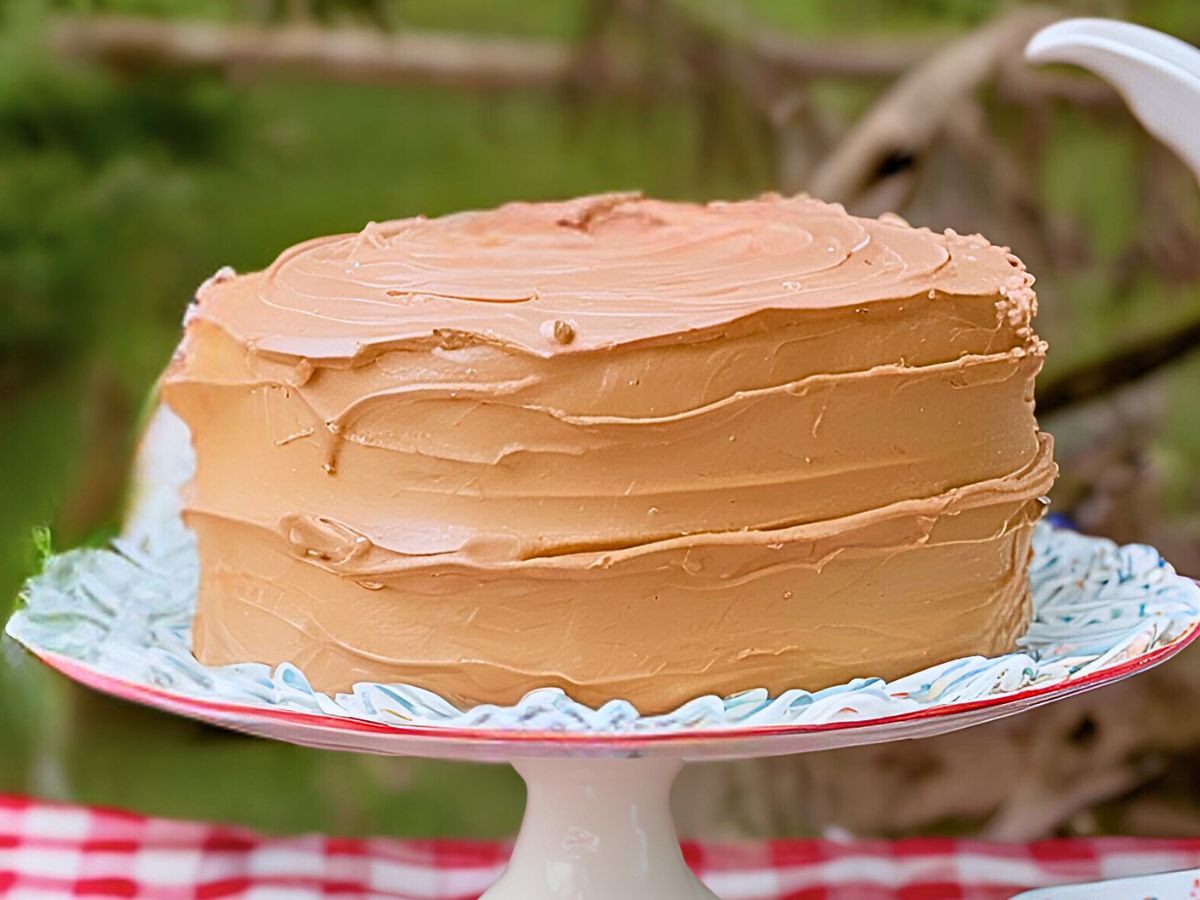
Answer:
top-left (7, 410), bottom-right (1200, 735)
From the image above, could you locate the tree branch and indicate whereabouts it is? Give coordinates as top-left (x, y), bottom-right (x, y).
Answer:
top-left (668, 0), bottom-right (940, 80)
top-left (1037, 316), bottom-right (1200, 414)
top-left (51, 15), bottom-right (578, 91)
top-left (807, 6), bottom-right (1064, 204)
top-left (51, 11), bottom-right (1126, 107)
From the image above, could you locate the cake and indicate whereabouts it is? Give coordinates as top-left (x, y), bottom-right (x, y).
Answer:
top-left (161, 192), bottom-right (1056, 714)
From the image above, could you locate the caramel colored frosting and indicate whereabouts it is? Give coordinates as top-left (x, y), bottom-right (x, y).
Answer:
top-left (197, 191), bottom-right (1037, 358)
top-left (163, 192), bottom-right (1056, 713)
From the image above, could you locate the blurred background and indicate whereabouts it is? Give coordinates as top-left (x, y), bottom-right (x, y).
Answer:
top-left (2, 0), bottom-right (1200, 841)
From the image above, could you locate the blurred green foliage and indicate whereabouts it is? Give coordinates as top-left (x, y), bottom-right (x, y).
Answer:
top-left (1, 0), bottom-right (1199, 838)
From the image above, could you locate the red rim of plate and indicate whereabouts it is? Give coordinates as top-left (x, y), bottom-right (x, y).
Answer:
top-left (29, 616), bottom-right (1200, 747)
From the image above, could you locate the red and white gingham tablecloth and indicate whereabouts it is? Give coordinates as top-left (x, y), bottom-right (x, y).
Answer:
top-left (3, 794), bottom-right (1200, 898)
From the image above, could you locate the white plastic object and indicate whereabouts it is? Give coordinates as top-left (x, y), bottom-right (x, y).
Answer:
top-left (1026, 18), bottom-right (1200, 182)
top-left (1010, 867), bottom-right (1200, 898)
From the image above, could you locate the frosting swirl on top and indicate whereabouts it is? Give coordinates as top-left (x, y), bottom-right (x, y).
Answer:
top-left (201, 192), bottom-right (1031, 358)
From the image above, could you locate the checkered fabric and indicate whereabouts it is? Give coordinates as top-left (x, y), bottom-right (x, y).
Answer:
top-left (4, 794), bottom-right (1200, 898)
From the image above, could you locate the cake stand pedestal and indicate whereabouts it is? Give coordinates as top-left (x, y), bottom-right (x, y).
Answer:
top-left (9, 408), bottom-right (1199, 896)
top-left (26, 632), bottom-right (1200, 900)
top-left (492, 757), bottom-right (713, 899)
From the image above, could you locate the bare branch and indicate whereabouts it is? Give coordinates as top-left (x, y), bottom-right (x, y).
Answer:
top-left (51, 10), bottom-right (1126, 107)
top-left (671, 0), bottom-right (940, 80)
top-left (672, 0), bottom-right (1124, 106)
top-left (808, 6), bottom-right (1064, 203)
top-left (51, 15), bottom-right (578, 91)
top-left (1037, 316), bottom-right (1200, 414)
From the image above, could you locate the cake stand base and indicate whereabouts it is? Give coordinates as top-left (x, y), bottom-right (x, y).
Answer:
top-left (484, 757), bottom-right (717, 900)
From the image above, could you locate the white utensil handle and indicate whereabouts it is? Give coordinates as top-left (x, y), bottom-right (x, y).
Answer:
top-left (1026, 18), bottom-right (1200, 183)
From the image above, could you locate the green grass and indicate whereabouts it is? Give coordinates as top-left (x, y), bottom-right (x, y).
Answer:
top-left (0, 371), bottom-right (86, 608)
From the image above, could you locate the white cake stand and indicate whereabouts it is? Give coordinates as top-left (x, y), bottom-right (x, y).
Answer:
top-left (7, 409), bottom-right (1200, 899)
top-left (17, 626), bottom-right (1198, 900)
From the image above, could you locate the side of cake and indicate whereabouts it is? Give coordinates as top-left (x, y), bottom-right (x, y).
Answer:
top-left (161, 192), bottom-right (1056, 714)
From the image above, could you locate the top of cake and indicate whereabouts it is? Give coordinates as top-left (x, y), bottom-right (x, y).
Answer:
top-left (190, 191), bottom-right (1035, 359)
